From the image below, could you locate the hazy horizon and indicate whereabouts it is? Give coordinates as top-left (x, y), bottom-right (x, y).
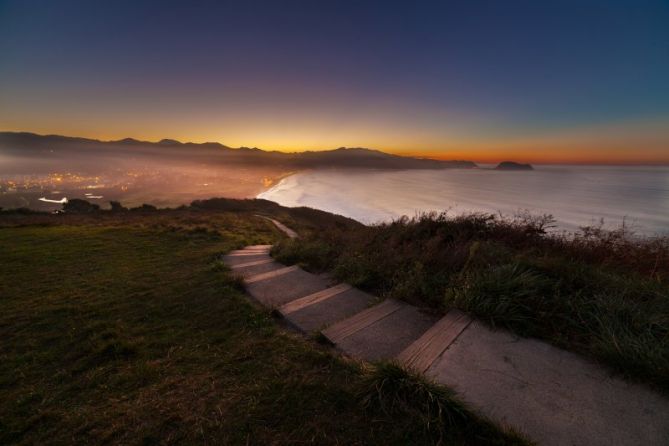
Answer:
top-left (2, 130), bottom-right (668, 166)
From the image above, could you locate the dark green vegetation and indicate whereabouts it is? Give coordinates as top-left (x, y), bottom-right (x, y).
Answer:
top-left (0, 202), bottom-right (525, 445)
top-left (272, 212), bottom-right (669, 392)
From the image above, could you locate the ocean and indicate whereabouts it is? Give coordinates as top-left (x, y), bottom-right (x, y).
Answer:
top-left (258, 165), bottom-right (669, 235)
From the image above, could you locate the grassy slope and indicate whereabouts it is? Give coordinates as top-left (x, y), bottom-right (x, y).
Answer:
top-left (0, 208), bottom-right (526, 445)
top-left (272, 212), bottom-right (669, 393)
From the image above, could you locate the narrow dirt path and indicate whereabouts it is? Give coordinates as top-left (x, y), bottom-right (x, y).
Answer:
top-left (256, 215), bottom-right (298, 238)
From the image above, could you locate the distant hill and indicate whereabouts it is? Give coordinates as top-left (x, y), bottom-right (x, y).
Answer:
top-left (0, 131), bottom-right (477, 170)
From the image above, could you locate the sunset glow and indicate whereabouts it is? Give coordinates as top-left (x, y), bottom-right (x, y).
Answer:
top-left (1, 1), bottom-right (668, 164)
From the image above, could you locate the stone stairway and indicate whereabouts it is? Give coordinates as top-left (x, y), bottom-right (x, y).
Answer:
top-left (223, 224), bottom-right (669, 446)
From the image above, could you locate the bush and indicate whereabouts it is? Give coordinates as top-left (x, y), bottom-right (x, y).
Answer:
top-left (130, 204), bottom-right (157, 212)
top-left (63, 199), bottom-right (99, 213)
top-left (109, 201), bottom-right (127, 212)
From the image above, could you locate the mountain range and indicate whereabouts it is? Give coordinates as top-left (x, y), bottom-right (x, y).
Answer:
top-left (0, 131), bottom-right (477, 170)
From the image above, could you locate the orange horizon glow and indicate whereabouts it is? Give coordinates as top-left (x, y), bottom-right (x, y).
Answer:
top-left (2, 115), bottom-right (668, 166)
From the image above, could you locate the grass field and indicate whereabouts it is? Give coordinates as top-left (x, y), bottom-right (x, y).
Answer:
top-left (0, 206), bottom-right (527, 445)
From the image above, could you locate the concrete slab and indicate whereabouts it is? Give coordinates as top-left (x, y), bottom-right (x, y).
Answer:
top-left (226, 251), bottom-right (271, 257)
top-left (328, 302), bottom-right (438, 362)
top-left (245, 267), bottom-right (335, 307)
top-left (230, 258), bottom-right (275, 269)
top-left (231, 260), bottom-right (287, 278)
top-left (246, 265), bottom-right (299, 284)
top-left (426, 320), bottom-right (669, 446)
top-left (222, 253), bottom-right (271, 266)
top-left (281, 287), bottom-right (378, 333)
top-left (228, 248), bottom-right (270, 255)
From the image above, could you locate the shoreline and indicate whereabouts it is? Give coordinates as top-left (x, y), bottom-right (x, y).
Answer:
top-left (251, 167), bottom-right (669, 237)
top-left (255, 170), bottom-right (302, 200)
top-left (255, 170), bottom-right (298, 198)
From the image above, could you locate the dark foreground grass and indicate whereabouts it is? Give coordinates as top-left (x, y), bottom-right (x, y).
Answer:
top-left (0, 210), bottom-right (524, 445)
top-left (272, 212), bottom-right (669, 393)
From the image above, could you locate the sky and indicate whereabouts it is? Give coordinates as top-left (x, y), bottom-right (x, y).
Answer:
top-left (1, 0), bottom-right (668, 163)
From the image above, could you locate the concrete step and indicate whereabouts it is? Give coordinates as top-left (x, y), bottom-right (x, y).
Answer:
top-left (322, 299), bottom-right (438, 362)
top-left (229, 258), bottom-right (275, 269)
top-left (424, 320), bottom-right (669, 446)
top-left (244, 266), bottom-right (336, 308)
top-left (230, 260), bottom-right (287, 278)
top-left (397, 310), bottom-right (472, 373)
top-left (222, 252), bottom-right (271, 266)
top-left (245, 265), bottom-right (299, 284)
top-left (226, 251), bottom-right (270, 257)
top-left (278, 284), bottom-right (377, 333)
top-left (280, 283), bottom-right (353, 313)
top-left (228, 247), bottom-right (270, 254)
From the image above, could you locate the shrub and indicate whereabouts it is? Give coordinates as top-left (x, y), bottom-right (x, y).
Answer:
top-left (63, 199), bottom-right (100, 213)
top-left (109, 201), bottom-right (127, 212)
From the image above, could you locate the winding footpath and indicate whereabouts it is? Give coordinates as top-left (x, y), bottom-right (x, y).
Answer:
top-left (224, 217), bottom-right (669, 446)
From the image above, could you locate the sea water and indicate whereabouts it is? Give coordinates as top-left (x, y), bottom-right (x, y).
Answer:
top-left (258, 165), bottom-right (669, 235)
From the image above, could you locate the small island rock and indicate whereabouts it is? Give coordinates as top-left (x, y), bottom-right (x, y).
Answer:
top-left (495, 161), bottom-right (533, 170)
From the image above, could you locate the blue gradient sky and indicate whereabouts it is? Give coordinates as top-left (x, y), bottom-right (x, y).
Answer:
top-left (1, 0), bottom-right (668, 162)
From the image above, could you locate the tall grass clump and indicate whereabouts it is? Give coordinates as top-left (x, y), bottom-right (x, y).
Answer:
top-left (359, 362), bottom-right (531, 445)
top-left (445, 263), bottom-right (554, 335)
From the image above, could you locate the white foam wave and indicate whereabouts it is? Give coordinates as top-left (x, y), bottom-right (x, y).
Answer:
top-left (257, 166), bottom-right (669, 235)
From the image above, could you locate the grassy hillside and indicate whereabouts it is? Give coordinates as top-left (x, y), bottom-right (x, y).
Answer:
top-left (272, 211), bottom-right (669, 393)
top-left (0, 204), bottom-right (526, 445)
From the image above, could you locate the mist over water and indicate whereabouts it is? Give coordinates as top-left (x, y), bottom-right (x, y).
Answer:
top-left (258, 165), bottom-right (669, 235)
